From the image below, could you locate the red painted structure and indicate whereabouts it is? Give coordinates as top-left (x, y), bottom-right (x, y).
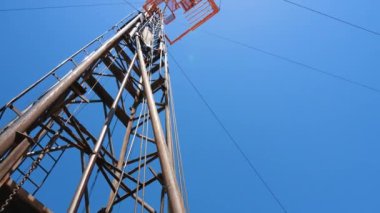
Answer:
top-left (144, 0), bottom-right (219, 44)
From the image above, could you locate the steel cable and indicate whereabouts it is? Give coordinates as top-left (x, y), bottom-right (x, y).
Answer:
top-left (282, 0), bottom-right (380, 36)
top-left (0, 1), bottom-right (144, 12)
top-left (169, 52), bottom-right (288, 213)
top-left (109, 99), bottom-right (147, 210)
top-left (134, 102), bottom-right (146, 213)
top-left (168, 74), bottom-right (190, 211)
top-left (203, 31), bottom-right (380, 95)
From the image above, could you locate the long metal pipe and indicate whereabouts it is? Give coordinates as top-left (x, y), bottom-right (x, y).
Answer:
top-left (164, 50), bottom-right (174, 161)
top-left (105, 107), bottom-right (135, 212)
top-left (135, 36), bottom-right (185, 213)
top-left (68, 53), bottom-right (137, 212)
top-left (3, 12), bottom-right (137, 108)
top-left (0, 13), bottom-right (144, 158)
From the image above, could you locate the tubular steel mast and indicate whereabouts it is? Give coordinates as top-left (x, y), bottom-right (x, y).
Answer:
top-left (0, 1), bottom-right (218, 212)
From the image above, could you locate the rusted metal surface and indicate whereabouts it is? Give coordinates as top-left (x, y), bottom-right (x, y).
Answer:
top-left (0, 180), bottom-right (52, 213)
top-left (0, 11), bottom-right (188, 213)
top-left (0, 13), bottom-right (143, 157)
top-left (136, 34), bottom-right (185, 213)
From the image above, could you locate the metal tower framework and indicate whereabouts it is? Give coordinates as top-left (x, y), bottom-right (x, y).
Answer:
top-left (0, 11), bottom-right (188, 212)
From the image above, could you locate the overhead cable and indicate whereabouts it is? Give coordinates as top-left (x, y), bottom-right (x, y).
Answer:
top-left (0, 2), bottom-right (140, 12)
top-left (282, 0), bottom-right (380, 36)
top-left (169, 52), bottom-right (288, 213)
top-left (121, 0), bottom-right (142, 12)
top-left (203, 31), bottom-right (380, 94)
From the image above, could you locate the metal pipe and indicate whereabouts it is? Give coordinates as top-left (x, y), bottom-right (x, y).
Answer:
top-left (106, 74), bottom-right (145, 212)
top-left (164, 50), bottom-right (174, 160)
top-left (135, 36), bottom-right (185, 213)
top-left (105, 107), bottom-right (135, 212)
top-left (80, 152), bottom-right (91, 213)
top-left (68, 54), bottom-right (137, 212)
top-left (160, 188), bottom-right (165, 213)
top-left (0, 13), bottom-right (143, 158)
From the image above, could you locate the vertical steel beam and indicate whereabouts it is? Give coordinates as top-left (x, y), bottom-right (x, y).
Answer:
top-left (160, 188), bottom-right (166, 213)
top-left (135, 36), bottom-right (185, 213)
top-left (164, 51), bottom-right (174, 159)
top-left (80, 153), bottom-right (91, 213)
top-left (105, 107), bottom-right (135, 212)
top-left (68, 54), bottom-right (137, 213)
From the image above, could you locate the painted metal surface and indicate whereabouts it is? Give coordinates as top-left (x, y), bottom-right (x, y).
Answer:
top-left (143, 0), bottom-right (219, 44)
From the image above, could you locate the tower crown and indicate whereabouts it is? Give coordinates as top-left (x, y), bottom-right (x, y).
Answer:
top-left (144, 0), bottom-right (219, 44)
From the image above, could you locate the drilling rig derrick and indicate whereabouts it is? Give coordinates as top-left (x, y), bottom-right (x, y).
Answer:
top-left (0, 1), bottom-right (218, 212)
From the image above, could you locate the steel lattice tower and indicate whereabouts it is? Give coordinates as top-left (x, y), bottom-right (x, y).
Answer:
top-left (0, 1), bottom-right (218, 212)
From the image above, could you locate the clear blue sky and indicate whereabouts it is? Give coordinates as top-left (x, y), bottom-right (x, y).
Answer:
top-left (1, 0), bottom-right (380, 212)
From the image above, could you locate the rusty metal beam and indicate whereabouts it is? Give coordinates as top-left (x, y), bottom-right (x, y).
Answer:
top-left (84, 75), bottom-right (130, 127)
top-left (0, 13), bottom-right (144, 158)
top-left (115, 44), bottom-right (141, 75)
top-left (136, 36), bottom-right (185, 213)
top-left (68, 53), bottom-right (137, 212)
top-left (102, 55), bottom-right (138, 97)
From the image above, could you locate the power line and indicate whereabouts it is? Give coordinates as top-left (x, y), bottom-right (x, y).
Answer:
top-left (203, 31), bottom-right (380, 94)
top-left (282, 0), bottom-right (380, 36)
top-left (168, 52), bottom-right (288, 213)
top-left (0, 2), bottom-right (141, 12)
top-left (121, 0), bottom-right (142, 12)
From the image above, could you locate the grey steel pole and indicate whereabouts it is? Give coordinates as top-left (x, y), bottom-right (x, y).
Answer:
top-left (135, 36), bottom-right (185, 213)
top-left (68, 54), bottom-right (137, 213)
top-left (164, 51), bottom-right (174, 161)
top-left (0, 13), bottom-right (143, 158)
